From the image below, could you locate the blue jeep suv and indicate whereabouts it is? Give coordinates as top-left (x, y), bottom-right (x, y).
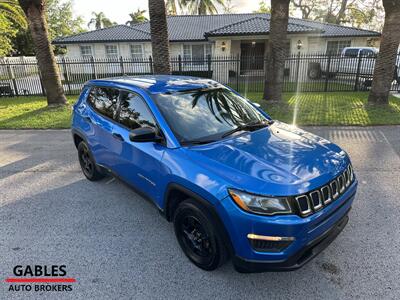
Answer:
top-left (72, 75), bottom-right (357, 272)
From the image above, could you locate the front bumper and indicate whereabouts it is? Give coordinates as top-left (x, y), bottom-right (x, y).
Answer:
top-left (232, 210), bottom-right (349, 272)
top-left (216, 180), bottom-right (357, 272)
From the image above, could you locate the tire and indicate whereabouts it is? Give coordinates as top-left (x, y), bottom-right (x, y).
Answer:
top-left (77, 141), bottom-right (105, 181)
top-left (173, 199), bottom-right (228, 271)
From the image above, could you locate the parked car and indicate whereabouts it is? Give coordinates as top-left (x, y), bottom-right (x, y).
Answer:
top-left (308, 47), bottom-right (400, 83)
top-left (71, 76), bottom-right (358, 272)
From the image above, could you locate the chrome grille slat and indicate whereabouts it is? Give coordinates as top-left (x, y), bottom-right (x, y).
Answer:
top-left (295, 195), bottom-right (312, 216)
top-left (330, 179), bottom-right (339, 199)
top-left (310, 190), bottom-right (323, 211)
top-left (338, 174), bottom-right (345, 193)
top-left (321, 185), bottom-right (332, 204)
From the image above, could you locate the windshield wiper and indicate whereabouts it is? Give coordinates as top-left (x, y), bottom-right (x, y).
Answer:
top-left (221, 120), bottom-right (271, 138)
top-left (180, 139), bottom-right (217, 146)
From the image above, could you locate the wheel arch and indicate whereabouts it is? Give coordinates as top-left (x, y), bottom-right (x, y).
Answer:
top-left (71, 128), bottom-right (87, 149)
top-left (164, 183), bottom-right (234, 255)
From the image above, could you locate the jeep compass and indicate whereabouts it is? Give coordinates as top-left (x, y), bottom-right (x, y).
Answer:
top-left (71, 76), bottom-right (357, 272)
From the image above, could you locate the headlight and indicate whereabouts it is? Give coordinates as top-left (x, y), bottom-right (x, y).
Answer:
top-left (228, 189), bottom-right (292, 216)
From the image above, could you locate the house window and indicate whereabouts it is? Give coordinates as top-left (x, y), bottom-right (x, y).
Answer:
top-left (105, 45), bottom-right (118, 58)
top-left (130, 45), bottom-right (144, 60)
top-left (326, 40), bottom-right (351, 55)
top-left (80, 45), bottom-right (92, 58)
top-left (183, 45), bottom-right (191, 60)
top-left (182, 44), bottom-right (212, 64)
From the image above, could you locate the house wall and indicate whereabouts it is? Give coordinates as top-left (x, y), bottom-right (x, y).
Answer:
top-left (307, 36), bottom-right (380, 53)
top-left (64, 35), bottom-right (379, 59)
top-left (65, 41), bottom-right (213, 58)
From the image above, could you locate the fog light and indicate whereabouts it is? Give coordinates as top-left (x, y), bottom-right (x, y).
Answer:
top-left (247, 234), bottom-right (294, 252)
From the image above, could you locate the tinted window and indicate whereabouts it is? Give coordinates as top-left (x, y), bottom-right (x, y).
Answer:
top-left (87, 87), bottom-right (119, 119)
top-left (118, 92), bottom-right (157, 130)
top-left (344, 49), bottom-right (359, 57)
top-left (360, 49), bottom-right (375, 57)
top-left (152, 88), bottom-right (268, 142)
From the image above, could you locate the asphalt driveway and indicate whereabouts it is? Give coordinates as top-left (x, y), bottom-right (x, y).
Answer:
top-left (0, 126), bottom-right (399, 299)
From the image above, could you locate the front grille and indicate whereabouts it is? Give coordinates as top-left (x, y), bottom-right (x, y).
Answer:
top-left (295, 164), bottom-right (354, 217)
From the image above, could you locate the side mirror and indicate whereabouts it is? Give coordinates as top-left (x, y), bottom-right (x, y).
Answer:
top-left (252, 102), bottom-right (261, 108)
top-left (129, 127), bottom-right (162, 143)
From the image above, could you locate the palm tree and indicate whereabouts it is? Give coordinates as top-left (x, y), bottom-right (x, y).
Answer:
top-left (88, 12), bottom-right (116, 30)
top-left (126, 9), bottom-right (148, 26)
top-left (18, 0), bottom-right (67, 106)
top-left (263, 0), bottom-right (290, 102)
top-left (149, 0), bottom-right (171, 74)
top-left (0, 0), bottom-right (27, 27)
top-left (182, 0), bottom-right (224, 15)
top-left (368, 0), bottom-right (400, 105)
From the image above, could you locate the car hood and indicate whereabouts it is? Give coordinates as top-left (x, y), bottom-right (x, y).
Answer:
top-left (186, 122), bottom-right (349, 196)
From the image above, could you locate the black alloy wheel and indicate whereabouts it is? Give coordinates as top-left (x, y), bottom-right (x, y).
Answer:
top-left (173, 199), bottom-right (228, 271)
top-left (77, 141), bottom-right (105, 181)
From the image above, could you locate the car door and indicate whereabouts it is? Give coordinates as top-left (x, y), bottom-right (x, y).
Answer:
top-left (110, 90), bottom-right (165, 202)
top-left (84, 86), bottom-right (120, 170)
top-left (360, 49), bottom-right (376, 75)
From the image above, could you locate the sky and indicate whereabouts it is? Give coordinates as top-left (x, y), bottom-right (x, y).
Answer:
top-left (73, 0), bottom-right (265, 26)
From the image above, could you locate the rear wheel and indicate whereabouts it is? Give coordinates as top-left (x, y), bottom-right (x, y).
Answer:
top-left (173, 199), bottom-right (228, 271)
top-left (77, 141), bottom-right (105, 181)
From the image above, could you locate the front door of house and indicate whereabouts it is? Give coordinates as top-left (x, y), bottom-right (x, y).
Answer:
top-left (240, 42), bottom-right (265, 72)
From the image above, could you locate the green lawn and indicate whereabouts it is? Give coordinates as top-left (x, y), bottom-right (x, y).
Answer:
top-left (0, 92), bottom-right (399, 129)
top-left (0, 96), bottom-right (77, 129)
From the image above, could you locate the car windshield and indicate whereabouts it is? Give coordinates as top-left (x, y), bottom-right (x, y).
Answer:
top-left (152, 88), bottom-right (270, 144)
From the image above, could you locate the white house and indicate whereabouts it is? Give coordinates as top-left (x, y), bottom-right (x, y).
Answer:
top-left (52, 14), bottom-right (381, 84)
top-left (53, 13), bottom-right (380, 59)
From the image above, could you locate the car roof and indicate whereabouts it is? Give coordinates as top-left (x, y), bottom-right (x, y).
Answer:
top-left (86, 75), bottom-right (223, 94)
top-left (342, 47), bottom-right (378, 51)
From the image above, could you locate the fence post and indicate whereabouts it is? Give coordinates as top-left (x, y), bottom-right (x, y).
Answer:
top-left (236, 54), bottom-right (240, 91)
top-left (207, 54), bottom-right (211, 78)
top-left (178, 55), bottom-right (182, 75)
top-left (62, 57), bottom-right (71, 95)
top-left (295, 52), bottom-right (301, 87)
top-left (6, 62), bottom-right (19, 97)
top-left (354, 54), bottom-right (363, 91)
top-left (324, 54), bottom-right (332, 92)
top-left (119, 56), bottom-right (125, 76)
top-left (90, 56), bottom-right (97, 79)
top-left (149, 56), bottom-right (154, 74)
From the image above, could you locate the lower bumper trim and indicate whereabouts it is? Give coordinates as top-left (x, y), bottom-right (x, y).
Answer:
top-left (233, 211), bottom-right (350, 273)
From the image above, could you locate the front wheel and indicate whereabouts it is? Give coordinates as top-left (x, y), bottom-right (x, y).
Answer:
top-left (173, 199), bottom-right (228, 271)
top-left (77, 141), bottom-right (105, 181)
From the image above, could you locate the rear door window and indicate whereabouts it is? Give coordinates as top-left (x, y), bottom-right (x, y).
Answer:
top-left (87, 87), bottom-right (119, 119)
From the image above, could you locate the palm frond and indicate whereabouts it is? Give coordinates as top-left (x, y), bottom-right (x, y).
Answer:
top-left (0, 0), bottom-right (27, 28)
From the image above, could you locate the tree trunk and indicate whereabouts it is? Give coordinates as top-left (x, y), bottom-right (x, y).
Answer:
top-left (263, 0), bottom-right (290, 102)
top-left (335, 0), bottom-right (348, 24)
top-left (368, 0), bottom-right (400, 105)
top-left (18, 0), bottom-right (67, 106)
top-left (148, 0), bottom-right (171, 74)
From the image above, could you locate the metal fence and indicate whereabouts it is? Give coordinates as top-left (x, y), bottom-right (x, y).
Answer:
top-left (1, 53), bottom-right (399, 97)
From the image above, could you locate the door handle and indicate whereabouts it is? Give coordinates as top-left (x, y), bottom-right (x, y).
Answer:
top-left (112, 132), bottom-right (124, 141)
